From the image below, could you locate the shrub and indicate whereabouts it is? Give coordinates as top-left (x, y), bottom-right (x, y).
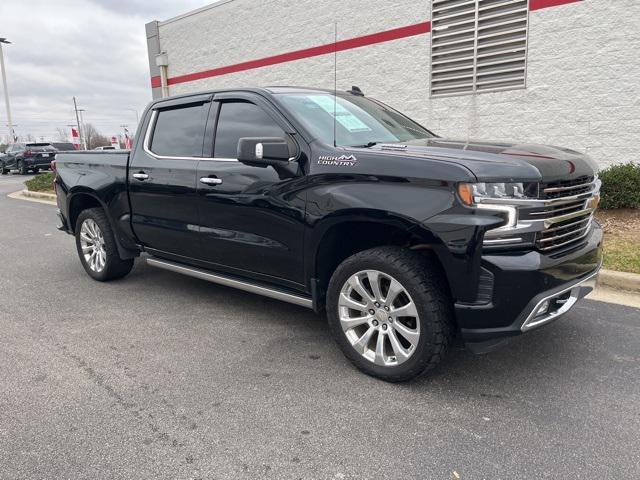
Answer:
top-left (599, 163), bottom-right (640, 209)
top-left (24, 172), bottom-right (55, 193)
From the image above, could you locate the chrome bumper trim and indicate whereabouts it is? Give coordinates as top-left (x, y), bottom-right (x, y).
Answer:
top-left (520, 266), bottom-right (601, 332)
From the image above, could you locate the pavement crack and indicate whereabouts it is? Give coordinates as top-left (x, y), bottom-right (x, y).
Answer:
top-left (59, 345), bottom-right (197, 464)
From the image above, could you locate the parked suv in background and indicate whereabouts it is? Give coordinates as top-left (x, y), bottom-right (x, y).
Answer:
top-left (1, 143), bottom-right (57, 174)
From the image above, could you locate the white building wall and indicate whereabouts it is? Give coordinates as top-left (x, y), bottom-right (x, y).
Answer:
top-left (152, 0), bottom-right (640, 168)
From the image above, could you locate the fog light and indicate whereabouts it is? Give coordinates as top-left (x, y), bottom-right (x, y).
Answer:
top-left (534, 300), bottom-right (550, 318)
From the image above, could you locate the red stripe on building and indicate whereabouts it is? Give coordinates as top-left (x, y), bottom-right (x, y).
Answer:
top-left (151, 21), bottom-right (430, 88)
top-left (150, 0), bottom-right (583, 88)
top-left (530, 0), bottom-right (582, 11)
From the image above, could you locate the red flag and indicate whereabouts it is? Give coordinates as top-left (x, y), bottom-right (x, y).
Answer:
top-left (71, 128), bottom-right (80, 149)
top-left (124, 128), bottom-right (133, 149)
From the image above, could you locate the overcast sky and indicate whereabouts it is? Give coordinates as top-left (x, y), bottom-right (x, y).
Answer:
top-left (0, 0), bottom-right (210, 143)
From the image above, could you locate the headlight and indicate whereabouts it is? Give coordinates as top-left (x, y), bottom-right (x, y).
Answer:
top-left (457, 182), bottom-right (527, 206)
top-left (457, 182), bottom-right (535, 235)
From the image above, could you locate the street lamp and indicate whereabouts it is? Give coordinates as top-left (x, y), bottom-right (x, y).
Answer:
top-left (0, 37), bottom-right (14, 144)
top-left (78, 108), bottom-right (87, 150)
top-left (125, 108), bottom-right (139, 125)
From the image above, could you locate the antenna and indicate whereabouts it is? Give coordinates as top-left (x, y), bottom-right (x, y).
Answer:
top-left (333, 21), bottom-right (337, 148)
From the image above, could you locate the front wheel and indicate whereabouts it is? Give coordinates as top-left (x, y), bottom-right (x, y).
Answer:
top-left (75, 208), bottom-right (134, 281)
top-left (326, 247), bottom-right (454, 382)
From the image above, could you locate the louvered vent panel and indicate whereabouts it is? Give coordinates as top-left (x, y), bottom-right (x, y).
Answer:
top-left (431, 0), bottom-right (529, 97)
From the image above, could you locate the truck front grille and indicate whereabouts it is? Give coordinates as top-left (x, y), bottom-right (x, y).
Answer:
top-left (533, 176), bottom-right (598, 253)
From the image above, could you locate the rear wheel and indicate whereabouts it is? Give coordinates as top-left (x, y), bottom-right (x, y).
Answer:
top-left (326, 246), bottom-right (454, 382)
top-left (0, 161), bottom-right (7, 175)
top-left (33, 167), bottom-right (40, 174)
top-left (75, 208), bottom-right (134, 281)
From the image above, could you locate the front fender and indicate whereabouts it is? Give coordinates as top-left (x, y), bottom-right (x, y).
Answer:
top-left (303, 175), bottom-right (456, 286)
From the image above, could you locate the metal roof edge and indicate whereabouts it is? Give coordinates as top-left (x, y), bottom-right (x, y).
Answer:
top-left (157, 0), bottom-right (236, 27)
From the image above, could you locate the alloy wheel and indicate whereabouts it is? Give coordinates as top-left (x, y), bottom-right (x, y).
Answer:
top-left (79, 219), bottom-right (107, 272)
top-left (338, 270), bottom-right (421, 367)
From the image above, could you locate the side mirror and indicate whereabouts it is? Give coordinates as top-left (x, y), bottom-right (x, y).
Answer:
top-left (237, 137), bottom-right (291, 165)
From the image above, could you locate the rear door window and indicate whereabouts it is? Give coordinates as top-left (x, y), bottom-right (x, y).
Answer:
top-left (214, 101), bottom-right (286, 159)
top-left (150, 103), bottom-right (210, 158)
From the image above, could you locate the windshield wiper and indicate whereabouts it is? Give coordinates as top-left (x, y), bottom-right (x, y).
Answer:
top-left (349, 142), bottom-right (378, 148)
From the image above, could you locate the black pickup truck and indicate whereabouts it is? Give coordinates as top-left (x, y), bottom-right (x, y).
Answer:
top-left (54, 87), bottom-right (602, 381)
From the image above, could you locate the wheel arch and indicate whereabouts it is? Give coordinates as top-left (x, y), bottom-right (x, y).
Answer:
top-left (308, 212), bottom-right (451, 309)
top-left (67, 189), bottom-right (138, 260)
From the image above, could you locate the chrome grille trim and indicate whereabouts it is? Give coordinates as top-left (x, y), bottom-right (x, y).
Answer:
top-left (541, 175), bottom-right (595, 199)
top-left (543, 181), bottom-right (594, 194)
top-left (528, 200), bottom-right (586, 217)
top-left (543, 207), bottom-right (595, 228)
top-left (542, 216), bottom-right (590, 234)
top-left (536, 226), bottom-right (592, 252)
top-left (537, 223), bottom-right (591, 244)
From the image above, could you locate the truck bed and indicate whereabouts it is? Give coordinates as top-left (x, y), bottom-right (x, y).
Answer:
top-left (55, 150), bottom-right (133, 252)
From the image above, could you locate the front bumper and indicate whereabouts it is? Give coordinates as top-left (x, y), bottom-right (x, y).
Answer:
top-left (456, 222), bottom-right (603, 348)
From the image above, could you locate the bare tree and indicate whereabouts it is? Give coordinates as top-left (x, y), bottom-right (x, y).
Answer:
top-left (83, 123), bottom-right (110, 149)
top-left (55, 127), bottom-right (70, 142)
top-left (25, 133), bottom-right (36, 142)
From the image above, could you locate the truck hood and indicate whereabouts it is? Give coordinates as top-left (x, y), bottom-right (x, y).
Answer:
top-left (366, 138), bottom-right (598, 182)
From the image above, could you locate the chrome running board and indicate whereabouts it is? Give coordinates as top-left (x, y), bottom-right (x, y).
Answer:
top-left (146, 257), bottom-right (313, 309)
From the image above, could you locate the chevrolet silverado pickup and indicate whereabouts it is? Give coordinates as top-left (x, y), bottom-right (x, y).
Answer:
top-left (54, 87), bottom-right (602, 382)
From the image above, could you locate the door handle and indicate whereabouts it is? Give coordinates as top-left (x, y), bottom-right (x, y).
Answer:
top-left (133, 172), bottom-right (149, 181)
top-left (199, 177), bottom-right (223, 186)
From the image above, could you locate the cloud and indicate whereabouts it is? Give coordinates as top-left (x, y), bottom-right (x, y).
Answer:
top-left (0, 0), bottom-right (209, 142)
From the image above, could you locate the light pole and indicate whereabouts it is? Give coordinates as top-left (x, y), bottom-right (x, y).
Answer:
top-left (78, 109), bottom-right (87, 150)
top-left (0, 38), bottom-right (14, 144)
top-left (125, 109), bottom-right (139, 125)
top-left (73, 96), bottom-right (86, 150)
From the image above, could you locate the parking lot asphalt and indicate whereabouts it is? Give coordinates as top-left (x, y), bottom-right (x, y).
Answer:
top-left (0, 174), bottom-right (639, 480)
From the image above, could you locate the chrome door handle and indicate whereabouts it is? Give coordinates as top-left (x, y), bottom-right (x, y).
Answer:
top-left (199, 177), bottom-right (223, 186)
top-left (132, 173), bottom-right (149, 181)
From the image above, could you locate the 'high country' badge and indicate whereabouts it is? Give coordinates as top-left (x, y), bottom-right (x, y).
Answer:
top-left (318, 155), bottom-right (358, 167)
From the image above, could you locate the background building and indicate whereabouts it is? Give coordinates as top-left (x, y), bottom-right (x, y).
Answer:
top-left (146, 0), bottom-right (639, 168)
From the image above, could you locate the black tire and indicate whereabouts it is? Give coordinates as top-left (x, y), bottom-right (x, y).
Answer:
top-left (18, 160), bottom-right (28, 175)
top-left (75, 207), bottom-right (134, 281)
top-left (326, 246), bottom-right (454, 382)
top-left (33, 167), bottom-right (40, 174)
top-left (0, 162), bottom-right (7, 175)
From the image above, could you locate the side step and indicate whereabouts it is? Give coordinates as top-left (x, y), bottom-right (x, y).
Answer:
top-left (146, 257), bottom-right (313, 309)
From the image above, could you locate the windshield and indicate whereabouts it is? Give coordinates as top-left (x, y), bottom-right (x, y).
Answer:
top-left (277, 93), bottom-right (435, 147)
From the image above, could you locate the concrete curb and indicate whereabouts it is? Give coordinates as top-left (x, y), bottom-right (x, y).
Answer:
top-left (598, 269), bottom-right (640, 293)
top-left (7, 190), bottom-right (57, 206)
top-left (22, 189), bottom-right (56, 201)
